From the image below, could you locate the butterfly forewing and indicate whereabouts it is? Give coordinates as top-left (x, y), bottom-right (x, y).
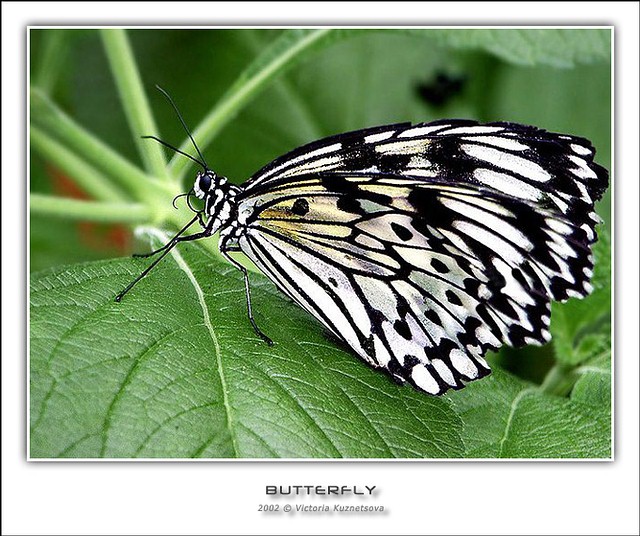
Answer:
top-left (232, 120), bottom-right (608, 395)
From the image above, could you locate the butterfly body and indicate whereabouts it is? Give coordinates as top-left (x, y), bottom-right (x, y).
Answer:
top-left (147, 119), bottom-right (609, 396)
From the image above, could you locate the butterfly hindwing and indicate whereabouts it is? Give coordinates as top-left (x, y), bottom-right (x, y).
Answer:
top-left (233, 121), bottom-right (608, 395)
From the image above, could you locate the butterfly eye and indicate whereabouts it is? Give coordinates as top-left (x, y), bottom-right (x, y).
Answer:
top-left (198, 173), bottom-right (213, 193)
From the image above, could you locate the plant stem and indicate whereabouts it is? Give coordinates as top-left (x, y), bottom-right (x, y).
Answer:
top-left (33, 30), bottom-right (68, 94)
top-left (31, 126), bottom-right (127, 202)
top-left (100, 29), bottom-right (171, 182)
top-left (471, 53), bottom-right (504, 123)
top-left (169, 29), bottom-right (333, 179)
top-left (31, 194), bottom-right (152, 223)
top-left (540, 363), bottom-right (579, 397)
top-left (30, 88), bottom-right (153, 199)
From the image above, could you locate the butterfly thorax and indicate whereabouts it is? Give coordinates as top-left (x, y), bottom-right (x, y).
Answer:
top-left (193, 169), bottom-right (241, 233)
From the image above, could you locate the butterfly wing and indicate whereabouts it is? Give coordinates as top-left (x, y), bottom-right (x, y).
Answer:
top-left (242, 120), bottom-right (608, 213)
top-left (234, 121), bottom-right (608, 395)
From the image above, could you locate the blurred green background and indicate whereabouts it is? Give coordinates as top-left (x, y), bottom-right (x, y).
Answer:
top-left (29, 28), bottom-right (611, 391)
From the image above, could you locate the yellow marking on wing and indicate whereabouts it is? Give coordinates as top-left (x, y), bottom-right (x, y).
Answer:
top-left (258, 204), bottom-right (296, 220)
top-left (257, 196), bottom-right (358, 224)
top-left (260, 219), bottom-right (352, 239)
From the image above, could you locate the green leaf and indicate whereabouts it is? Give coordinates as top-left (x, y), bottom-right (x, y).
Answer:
top-left (30, 232), bottom-right (463, 458)
top-left (419, 29), bottom-right (611, 67)
top-left (496, 393), bottom-right (610, 458)
top-left (572, 368), bottom-right (611, 409)
top-left (449, 370), bottom-right (611, 458)
top-left (571, 336), bottom-right (611, 409)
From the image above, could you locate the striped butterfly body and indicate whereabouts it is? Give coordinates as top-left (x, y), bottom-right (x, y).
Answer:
top-left (120, 117), bottom-right (608, 396)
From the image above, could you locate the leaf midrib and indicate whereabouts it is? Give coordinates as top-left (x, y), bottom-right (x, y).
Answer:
top-left (153, 229), bottom-right (240, 457)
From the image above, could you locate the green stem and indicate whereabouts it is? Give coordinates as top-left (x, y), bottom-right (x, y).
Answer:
top-left (33, 30), bottom-right (68, 93)
top-left (100, 29), bottom-right (170, 182)
top-left (169, 29), bottom-right (333, 179)
top-left (31, 194), bottom-right (152, 223)
top-left (540, 363), bottom-right (579, 397)
top-left (30, 88), bottom-right (153, 199)
top-left (31, 126), bottom-right (126, 202)
top-left (466, 52), bottom-right (504, 123)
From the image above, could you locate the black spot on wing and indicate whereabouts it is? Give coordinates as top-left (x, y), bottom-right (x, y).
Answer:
top-left (430, 258), bottom-right (449, 274)
top-left (403, 355), bottom-right (421, 368)
top-left (368, 308), bottom-right (386, 336)
top-left (463, 278), bottom-right (481, 299)
top-left (391, 222), bottom-right (413, 241)
top-left (445, 289), bottom-right (463, 306)
top-left (486, 291), bottom-right (518, 320)
top-left (336, 196), bottom-right (363, 214)
top-left (291, 198), bottom-right (309, 216)
top-left (424, 309), bottom-right (443, 327)
top-left (394, 318), bottom-right (412, 340)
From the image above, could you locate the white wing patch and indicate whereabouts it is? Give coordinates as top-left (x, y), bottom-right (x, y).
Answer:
top-left (461, 144), bottom-right (552, 183)
top-left (365, 131), bottom-right (395, 143)
top-left (473, 168), bottom-right (543, 202)
top-left (462, 135), bottom-right (529, 152)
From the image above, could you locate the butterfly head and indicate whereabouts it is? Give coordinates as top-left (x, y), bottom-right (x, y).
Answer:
top-left (191, 169), bottom-right (240, 230)
top-left (193, 169), bottom-right (218, 199)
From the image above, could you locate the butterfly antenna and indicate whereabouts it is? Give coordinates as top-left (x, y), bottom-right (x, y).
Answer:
top-left (142, 135), bottom-right (206, 169)
top-left (155, 85), bottom-right (208, 169)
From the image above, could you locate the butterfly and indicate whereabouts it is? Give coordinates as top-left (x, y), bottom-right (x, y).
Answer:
top-left (117, 89), bottom-right (609, 396)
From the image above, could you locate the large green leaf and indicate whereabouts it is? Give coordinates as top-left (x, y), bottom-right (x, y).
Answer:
top-left (571, 356), bottom-right (612, 409)
top-left (421, 29), bottom-right (611, 67)
top-left (448, 370), bottom-right (611, 458)
top-left (30, 231), bottom-right (464, 458)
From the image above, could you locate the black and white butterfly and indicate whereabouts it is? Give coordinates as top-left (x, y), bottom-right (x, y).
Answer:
top-left (117, 92), bottom-right (608, 396)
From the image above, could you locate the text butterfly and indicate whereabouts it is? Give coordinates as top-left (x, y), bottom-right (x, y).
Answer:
top-left (117, 88), bottom-right (609, 396)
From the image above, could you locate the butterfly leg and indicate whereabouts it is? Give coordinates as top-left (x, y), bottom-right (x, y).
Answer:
top-left (133, 212), bottom-right (207, 258)
top-left (116, 215), bottom-right (213, 302)
top-left (219, 238), bottom-right (274, 347)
